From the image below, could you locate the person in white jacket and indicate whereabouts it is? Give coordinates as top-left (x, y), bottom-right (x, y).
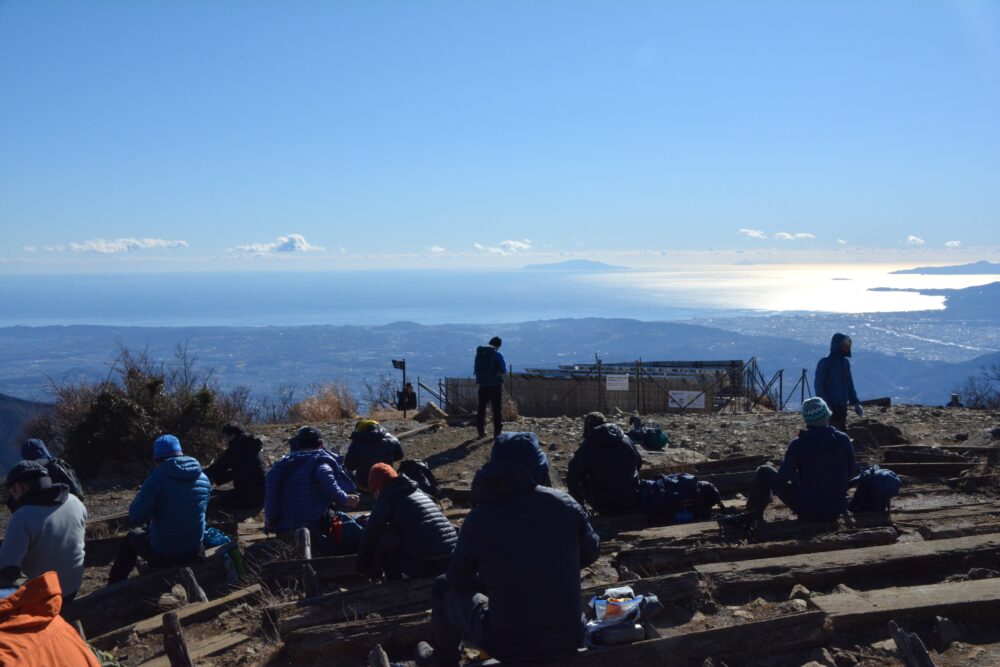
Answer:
top-left (0, 460), bottom-right (87, 602)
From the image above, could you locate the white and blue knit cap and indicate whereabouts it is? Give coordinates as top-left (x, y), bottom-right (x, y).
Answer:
top-left (802, 397), bottom-right (833, 425)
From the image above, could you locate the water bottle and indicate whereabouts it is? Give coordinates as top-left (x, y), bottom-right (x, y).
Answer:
top-left (591, 623), bottom-right (645, 647)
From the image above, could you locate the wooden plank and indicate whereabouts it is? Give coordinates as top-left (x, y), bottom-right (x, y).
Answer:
top-left (697, 532), bottom-right (1000, 599)
top-left (261, 555), bottom-right (361, 587)
top-left (884, 449), bottom-right (975, 464)
top-left (395, 423), bottom-right (441, 440)
top-left (813, 578), bottom-right (1000, 631)
top-left (89, 584), bottom-right (262, 651)
top-left (645, 455), bottom-right (767, 476)
top-left (616, 527), bottom-right (898, 575)
top-left (887, 462), bottom-right (979, 476)
top-left (271, 571), bottom-right (701, 639)
top-left (137, 632), bottom-right (250, 667)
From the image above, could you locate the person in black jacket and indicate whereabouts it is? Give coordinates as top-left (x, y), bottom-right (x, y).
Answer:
top-left (566, 412), bottom-right (644, 516)
top-left (344, 420), bottom-right (404, 490)
top-left (204, 423), bottom-right (266, 511)
top-left (490, 432), bottom-right (551, 487)
top-left (356, 463), bottom-right (457, 581)
top-left (20, 439), bottom-right (84, 501)
top-left (416, 459), bottom-right (600, 667)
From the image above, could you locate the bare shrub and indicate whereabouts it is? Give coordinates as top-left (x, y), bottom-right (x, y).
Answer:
top-left (362, 374), bottom-right (399, 411)
top-left (289, 383), bottom-right (357, 422)
top-left (957, 364), bottom-right (1000, 410)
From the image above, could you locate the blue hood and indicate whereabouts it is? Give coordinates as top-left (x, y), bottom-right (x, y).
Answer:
top-left (157, 455), bottom-right (205, 482)
top-left (21, 439), bottom-right (53, 460)
top-left (491, 432), bottom-right (550, 486)
top-left (829, 333), bottom-right (852, 357)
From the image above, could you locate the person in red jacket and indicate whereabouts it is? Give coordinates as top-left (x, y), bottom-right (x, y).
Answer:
top-left (0, 570), bottom-right (101, 667)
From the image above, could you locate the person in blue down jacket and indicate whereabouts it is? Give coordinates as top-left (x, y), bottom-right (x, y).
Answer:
top-left (489, 432), bottom-right (551, 487)
top-left (415, 456), bottom-right (600, 667)
top-left (814, 332), bottom-right (863, 433)
top-left (356, 463), bottom-right (457, 581)
top-left (566, 412), bottom-right (644, 515)
top-left (108, 434), bottom-right (211, 584)
top-left (264, 426), bottom-right (360, 539)
top-left (747, 397), bottom-right (857, 523)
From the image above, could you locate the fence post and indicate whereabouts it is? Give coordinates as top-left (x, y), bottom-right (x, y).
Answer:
top-left (634, 360), bottom-right (641, 415)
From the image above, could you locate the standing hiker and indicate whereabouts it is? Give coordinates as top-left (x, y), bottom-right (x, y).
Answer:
top-left (747, 397), bottom-right (856, 524)
top-left (205, 422), bottom-right (266, 512)
top-left (415, 449), bottom-right (600, 667)
top-left (814, 332), bottom-right (862, 433)
top-left (108, 435), bottom-right (211, 585)
top-left (0, 461), bottom-right (87, 603)
top-left (474, 336), bottom-right (507, 439)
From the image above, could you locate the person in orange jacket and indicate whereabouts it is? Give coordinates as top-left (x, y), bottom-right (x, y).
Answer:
top-left (0, 569), bottom-right (101, 667)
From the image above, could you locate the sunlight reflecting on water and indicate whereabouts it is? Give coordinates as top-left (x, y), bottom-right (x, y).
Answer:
top-left (586, 264), bottom-right (1000, 313)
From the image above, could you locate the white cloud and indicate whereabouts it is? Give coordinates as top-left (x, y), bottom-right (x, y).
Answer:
top-left (944, 240), bottom-right (962, 248)
top-left (473, 239), bottom-right (533, 255)
top-left (738, 228), bottom-right (767, 240)
top-left (429, 245), bottom-right (447, 254)
top-left (906, 235), bottom-right (926, 246)
top-left (22, 246), bottom-right (37, 252)
top-left (63, 238), bottom-right (189, 254)
top-left (837, 239), bottom-right (848, 245)
top-left (775, 232), bottom-right (815, 241)
top-left (232, 234), bottom-right (324, 255)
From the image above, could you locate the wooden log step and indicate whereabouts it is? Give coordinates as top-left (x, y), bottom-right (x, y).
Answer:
top-left (813, 577), bottom-right (1000, 631)
top-left (562, 611), bottom-right (829, 667)
top-left (883, 444), bottom-right (999, 455)
top-left (885, 462), bottom-right (980, 477)
top-left (645, 455), bottom-right (768, 476)
top-left (137, 631), bottom-right (251, 667)
top-left (273, 611), bottom-right (430, 665)
top-left (616, 527), bottom-right (898, 575)
top-left (697, 532), bottom-right (1000, 599)
top-left (85, 511), bottom-right (130, 537)
top-left (394, 423), bottom-right (441, 440)
top-left (268, 571), bottom-right (701, 639)
top-left (261, 555), bottom-right (361, 586)
top-left (89, 584), bottom-right (262, 651)
top-left (883, 449), bottom-right (976, 464)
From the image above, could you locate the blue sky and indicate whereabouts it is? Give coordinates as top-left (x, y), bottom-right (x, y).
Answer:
top-left (1, 1), bottom-right (999, 272)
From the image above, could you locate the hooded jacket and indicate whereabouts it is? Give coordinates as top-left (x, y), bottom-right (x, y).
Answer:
top-left (264, 448), bottom-right (357, 532)
top-left (814, 333), bottom-right (860, 408)
top-left (0, 483), bottom-right (87, 598)
top-left (0, 572), bottom-right (101, 667)
top-left (474, 346), bottom-right (507, 388)
top-left (204, 434), bottom-right (266, 507)
top-left (490, 432), bottom-right (552, 487)
top-left (566, 424), bottom-right (644, 514)
top-left (450, 461), bottom-right (600, 664)
top-left (776, 426), bottom-right (856, 521)
top-left (356, 475), bottom-right (457, 575)
top-left (21, 439), bottom-right (85, 500)
top-left (129, 456), bottom-right (210, 557)
top-left (344, 427), bottom-right (404, 489)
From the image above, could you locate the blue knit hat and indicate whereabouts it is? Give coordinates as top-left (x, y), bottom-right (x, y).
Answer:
top-left (802, 397), bottom-right (833, 425)
top-left (153, 434), bottom-right (183, 460)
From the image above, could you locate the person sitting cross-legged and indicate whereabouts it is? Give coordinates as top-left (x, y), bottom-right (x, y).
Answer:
top-left (356, 463), bottom-right (457, 582)
top-left (747, 397), bottom-right (857, 523)
top-left (108, 435), bottom-right (211, 585)
top-left (205, 422), bottom-right (266, 512)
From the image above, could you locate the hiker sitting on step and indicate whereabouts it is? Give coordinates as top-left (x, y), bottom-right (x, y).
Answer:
top-left (0, 461), bottom-right (87, 603)
top-left (344, 419), bottom-right (404, 491)
top-left (19, 439), bottom-right (85, 501)
top-left (108, 435), bottom-right (211, 585)
top-left (489, 431), bottom-right (552, 487)
top-left (415, 449), bottom-right (600, 667)
top-left (356, 463), bottom-right (457, 582)
top-left (0, 570), bottom-right (101, 666)
top-left (747, 397), bottom-right (856, 524)
top-left (205, 422), bottom-right (266, 512)
top-left (566, 412), bottom-right (644, 516)
top-left (264, 426), bottom-right (360, 546)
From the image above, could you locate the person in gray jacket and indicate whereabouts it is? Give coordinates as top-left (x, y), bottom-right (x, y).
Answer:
top-left (0, 461), bottom-right (87, 602)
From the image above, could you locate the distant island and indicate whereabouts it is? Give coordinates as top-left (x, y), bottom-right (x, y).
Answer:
top-left (892, 260), bottom-right (1000, 276)
top-left (522, 259), bottom-right (628, 272)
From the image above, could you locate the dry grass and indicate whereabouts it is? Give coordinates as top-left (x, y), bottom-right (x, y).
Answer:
top-left (288, 383), bottom-right (357, 422)
top-left (367, 407), bottom-right (407, 421)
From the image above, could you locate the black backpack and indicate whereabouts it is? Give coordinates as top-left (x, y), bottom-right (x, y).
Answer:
top-left (47, 458), bottom-right (85, 500)
top-left (639, 473), bottom-right (721, 523)
top-left (399, 459), bottom-right (440, 499)
top-left (474, 346), bottom-right (499, 383)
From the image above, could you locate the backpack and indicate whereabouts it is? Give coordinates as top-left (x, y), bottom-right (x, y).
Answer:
top-left (48, 458), bottom-right (85, 499)
top-left (639, 473), bottom-right (721, 523)
top-left (318, 510), bottom-right (365, 555)
top-left (626, 426), bottom-right (670, 452)
top-left (474, 346), bottom-right (499, 383)
top-left (399, 459), bottom-right (440, 499)
top-left (849, 465), bottom-right (902, 513)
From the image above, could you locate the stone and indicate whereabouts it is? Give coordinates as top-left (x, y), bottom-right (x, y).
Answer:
top-left (789, 584), bottom-right (811, 601)
top-left (413, 402), bottom-right (448, 423)
top-left (968, 567), bottom-right (1000, 579)
top-left (807, 647), bottom-right (836, 667)
top-left (835, 584), bottom-right (856, 595)
top-left (871, 639), bottom-right (897, 653)
top-left (990, 427), bottom-right (1000, 440)
top-left (786, 599), bottom-right (808, 612)
top-left (157, 584), bottom-right (188, 609)
top-left (934, 616), bottom-right (962, 646)
top-left (832, 649), bottom-right (859, 666)
top-left (709, 450), bottom-right (722, 460)
top-left (955, 433), bottom-right (969, 441)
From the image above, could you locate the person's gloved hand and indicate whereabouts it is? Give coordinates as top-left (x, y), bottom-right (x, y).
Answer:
top-left (344, 494), bottom-right (361, 509)
top-left (854, 404), bottom-right (864, 417)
